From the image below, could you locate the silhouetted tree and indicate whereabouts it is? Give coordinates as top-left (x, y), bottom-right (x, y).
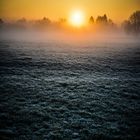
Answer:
top-left (13, 18), bottom-right (27, 30)
top-left (122, 20), bottom-right (131, 34)
top-left (59, 18), bottom-right (67, 23)
top-left (123, 11), bottom-right (140, 35)
top-left (0, 18), bottom-right (4, 24)
top-left (17, 18), bottom-right (26, 24)
top-left (41, 17), bottom-right (51, 24)
top-left (0, 18), bottom-right (4, 29)
top-left (34, 17), bottom-right (52, 30)
top-left (89, 16), bottom-right (94, 24)
top-left (108, 19), bottom-right (116, 28)
top-left (103, 14), bottom-right (108, 23)
top-left (129, 11), bottom-right (140, 34)
top-left (96, 14), bottom-right (108, 24)
top-left (108, 19), bottom-right (113, 25)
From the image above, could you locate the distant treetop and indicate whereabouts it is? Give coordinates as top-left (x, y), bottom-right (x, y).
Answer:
top-left (122, 10), bottom-right (140, 35)
top-left (89, 16), bottom-right (94, 24)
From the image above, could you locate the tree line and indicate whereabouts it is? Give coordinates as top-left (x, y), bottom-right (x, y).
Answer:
top-left (0, 11), bottom-right (140, 35)
top-left (122, 11), bottom-right (140, 35)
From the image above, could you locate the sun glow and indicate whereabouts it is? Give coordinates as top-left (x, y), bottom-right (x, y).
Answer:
top-left (69, 10), bottom-right (85, 27)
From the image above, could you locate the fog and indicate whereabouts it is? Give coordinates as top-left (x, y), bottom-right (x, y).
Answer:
top-left (0, 27), bottom-right (139, 45)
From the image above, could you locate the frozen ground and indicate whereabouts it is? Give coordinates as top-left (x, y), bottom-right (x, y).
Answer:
top-left (0, 39), bottom-right (140, 139)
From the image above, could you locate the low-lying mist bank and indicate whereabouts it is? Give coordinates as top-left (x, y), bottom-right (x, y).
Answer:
top-left (0, 29), bottom-right (139, 44)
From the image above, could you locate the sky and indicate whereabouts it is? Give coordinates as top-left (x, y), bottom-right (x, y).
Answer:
top-left (0, 0), bottom-right (140, 23)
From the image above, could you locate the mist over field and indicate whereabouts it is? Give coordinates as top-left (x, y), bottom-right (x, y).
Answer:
top-left (0, 10), bottom-right (140, 43)
top-left (0, 27), bottom-right (139, 44)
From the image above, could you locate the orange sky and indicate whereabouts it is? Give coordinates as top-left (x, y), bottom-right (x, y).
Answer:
top-left (0, 0), bottom-right (140, 23)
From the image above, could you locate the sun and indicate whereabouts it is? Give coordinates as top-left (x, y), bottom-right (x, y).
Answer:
top-left (69, 10), bottom-right (85, 27)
